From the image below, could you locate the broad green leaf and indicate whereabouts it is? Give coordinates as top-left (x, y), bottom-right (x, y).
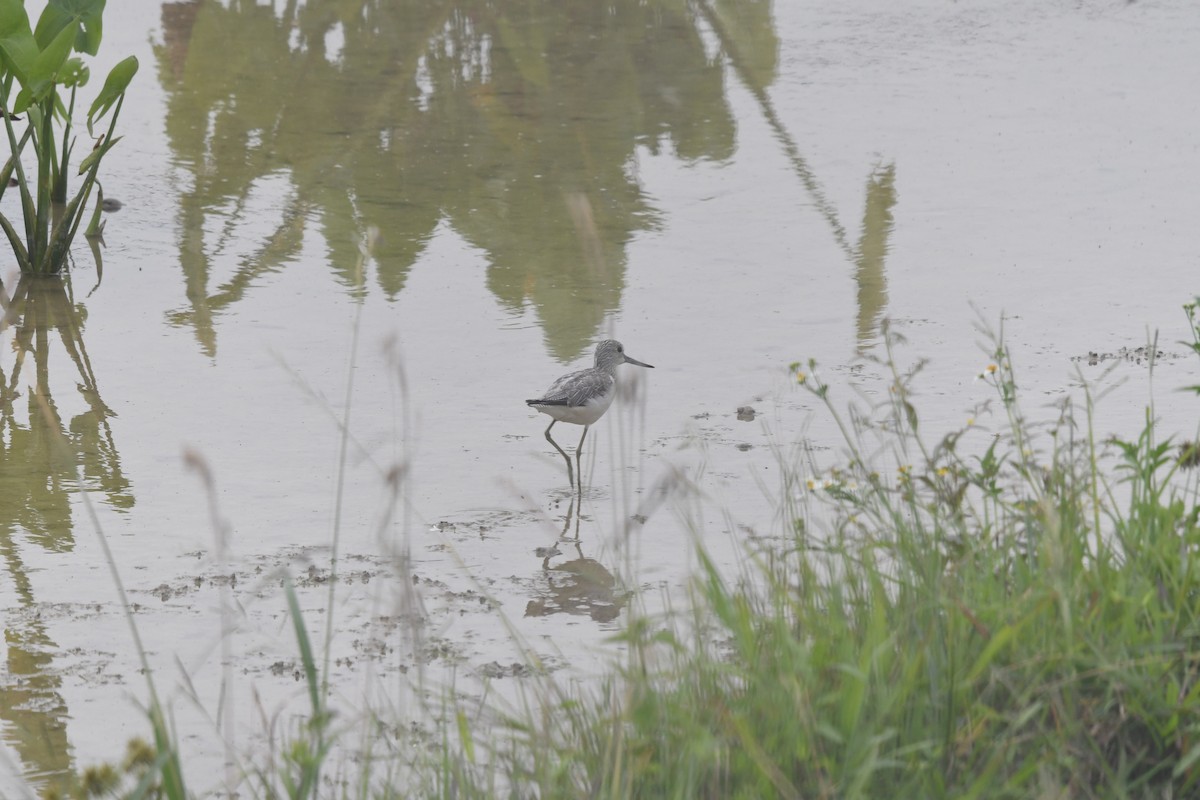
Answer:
top-left (9, 19), bottom-right (77, 110)
top-left (0, 0), bottom-right (32, 42)
top-left (12, 82), bottom-right (37, 113)
top-left (86, 54), bottom-right (134, 131)
top-left (34, 0), bottom-right (105, 55)
top-left (33, 5), bottom-right (68, 49)
top-left (27, 20), bottom-right (78, 84)
top-left (77, 13), bottom-right (101, 55)
top-left (0, 33), bottom-right (37, 85)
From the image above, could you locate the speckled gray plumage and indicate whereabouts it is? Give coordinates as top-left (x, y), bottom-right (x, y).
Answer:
top-left (526, 340), bottom-right (650, 412)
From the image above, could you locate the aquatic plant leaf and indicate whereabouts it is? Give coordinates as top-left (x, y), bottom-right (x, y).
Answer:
top-left (59, 55), bottom-right (87, 88)
top-left (86, 54), bottom-right (134, 132)
top-left (0, 210), bottom-right (30, 269)
top-left (34, 0), bottom-right (104, 56)
top-left (0, 0), bottom-right (33, 47)
top-left (77, 14), bottom-right (100, 55)
top-left (46, 179), bottom-right (88, 271)
top-left (85, 179), bottom-right (103, 237)
top-left (28, 19), bottom-right (77, 82)
top-left (0, 0), bottom-right (29, 32)
top-left (0, 0), bottom-right (37, 86)
top-left (11, 17), bottom-right (78, 110)
top-left (0, 39), bottom-right (33, 85)
top-left (11, 84), bottom-right (34, 113)
top-left (77, 132), bottom-right (119, 174)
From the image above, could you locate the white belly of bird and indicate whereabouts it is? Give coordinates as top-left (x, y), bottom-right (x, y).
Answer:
top-left (538, 388), bottom-right (614, 426)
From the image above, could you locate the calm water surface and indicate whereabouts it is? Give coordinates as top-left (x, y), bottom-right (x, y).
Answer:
top-left (2, 0), bottom-right (1198, 792)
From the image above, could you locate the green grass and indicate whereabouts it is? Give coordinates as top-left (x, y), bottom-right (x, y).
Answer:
top-left (427, 313), bottom-right (1200, 799)
top-left (53, 309), bottom-right (1200, 798)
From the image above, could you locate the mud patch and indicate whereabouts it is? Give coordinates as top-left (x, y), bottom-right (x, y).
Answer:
top-left (1069, 346), bottom-right (1181, 366)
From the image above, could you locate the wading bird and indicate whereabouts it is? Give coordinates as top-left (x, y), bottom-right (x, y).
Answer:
top-left (526, 340), bottom-right (654, 493)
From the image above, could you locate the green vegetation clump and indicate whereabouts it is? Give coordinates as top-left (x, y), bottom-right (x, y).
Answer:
top-left (0, 0), bottom-right (137, 274)
top-left (65, 310), bottom-right (1200, 799)
top-left (41, 737), bottom-right (164, 800)
top-left (429, 316), bottom-right (1200, 799)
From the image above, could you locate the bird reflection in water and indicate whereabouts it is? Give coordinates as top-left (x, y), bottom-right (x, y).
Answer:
top-left (526, 496), bottom-right (629, 623)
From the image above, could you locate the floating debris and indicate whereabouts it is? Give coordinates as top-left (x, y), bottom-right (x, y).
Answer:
top-left (480, 661), bottom-right (533, 679)
top-left (1070, 346), bottom-right (1172, 366)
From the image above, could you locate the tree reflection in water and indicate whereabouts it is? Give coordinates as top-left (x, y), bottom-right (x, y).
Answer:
top-left (154, 0), bottom-right (772, 360)
top-left (156, 0), bottom-right (898, 356)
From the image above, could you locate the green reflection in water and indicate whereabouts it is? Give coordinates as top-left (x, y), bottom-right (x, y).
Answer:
top-left (0, 273), bottom-right (130, 791)
top-left (855, 164), bottom-right (896, 349)
top-left (155, 0), bottom-right (776, 361)
top-left (698, 2), bottom-right (898, 347)
top-left (0, 558), bottom-right (72, 794)
top-left (1, 275), bottom-right (131, 546)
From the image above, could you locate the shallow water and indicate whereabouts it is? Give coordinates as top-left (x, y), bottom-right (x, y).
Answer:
top-left (2, 0), bottom-right (1199, 793)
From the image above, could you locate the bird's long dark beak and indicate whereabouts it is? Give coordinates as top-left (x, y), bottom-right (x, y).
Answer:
top-left (624, 355), bottom-right (654, 369)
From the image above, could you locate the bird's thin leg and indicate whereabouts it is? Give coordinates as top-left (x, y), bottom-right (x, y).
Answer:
top-left (545, 420), bottom-right (573, 489)
top-left (576, 425), bottom-right (590, 495)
